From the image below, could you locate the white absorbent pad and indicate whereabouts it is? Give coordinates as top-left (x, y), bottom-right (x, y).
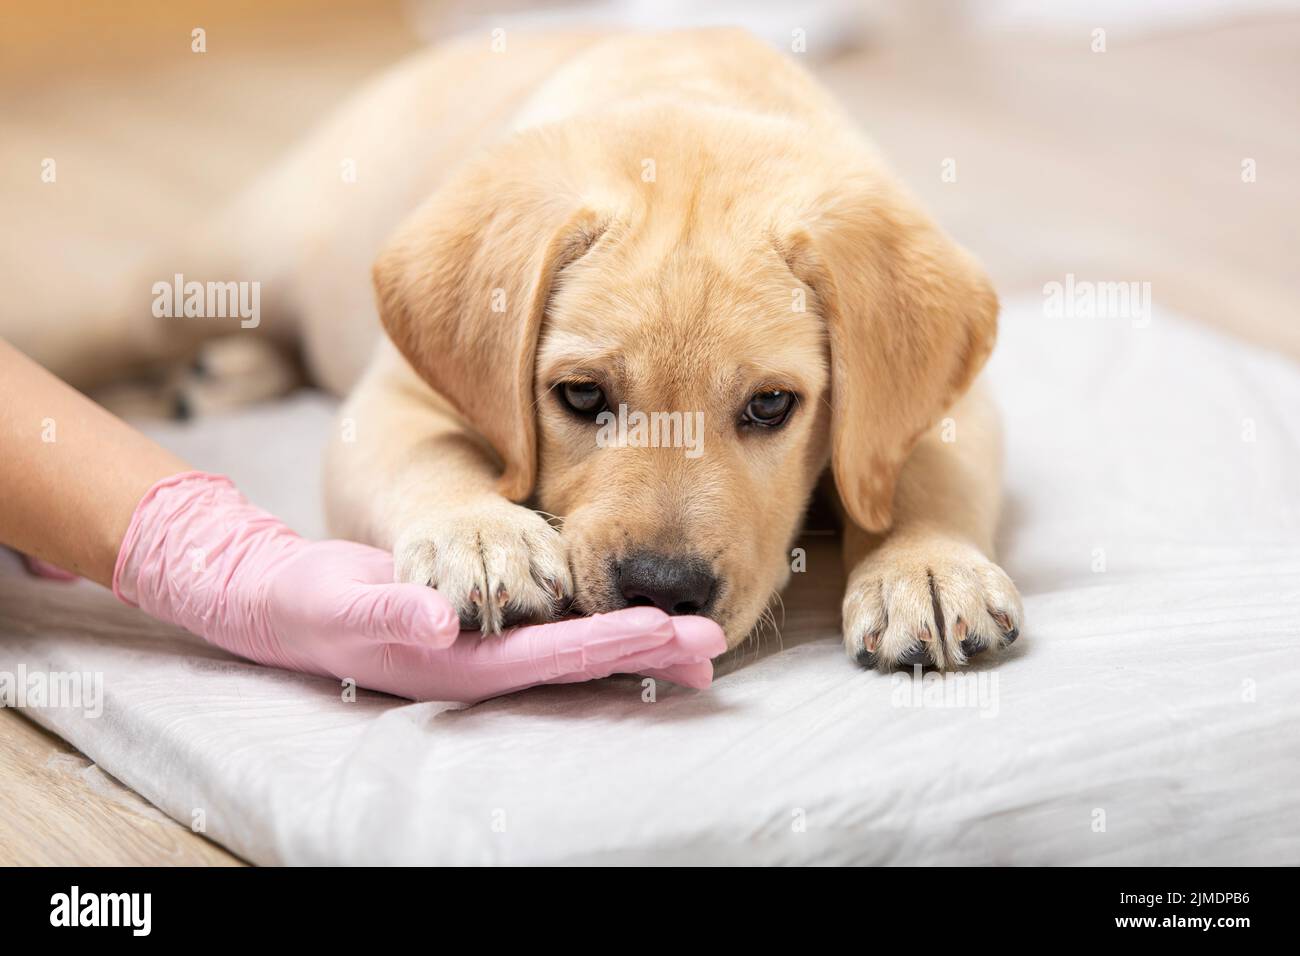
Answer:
top-left (2, 295), bottom-right (1298, 865)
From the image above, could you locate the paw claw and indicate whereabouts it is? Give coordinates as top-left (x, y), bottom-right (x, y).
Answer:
top-left (989, 609), bottom-right (1019, 644)
top-left (897, 642), bottom-right (929, 667)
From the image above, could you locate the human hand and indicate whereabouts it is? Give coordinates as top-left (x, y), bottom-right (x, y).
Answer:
top-left (113, 472), bottom-right (724, 701)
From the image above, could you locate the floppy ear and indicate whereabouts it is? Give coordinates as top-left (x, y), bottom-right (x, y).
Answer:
top-left (372, 138), bottom-right (607, 502)
top-left (785, 177), bottom-right (998, 533)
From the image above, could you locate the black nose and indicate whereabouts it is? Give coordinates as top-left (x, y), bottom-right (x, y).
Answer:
top-left (616, 552), bottom-right (717, 616)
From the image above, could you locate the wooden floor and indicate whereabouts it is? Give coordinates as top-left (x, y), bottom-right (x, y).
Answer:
top-left (0, 709), bottom-right (242, 865)
top-left (1, 3), bottom-right (1296, 865)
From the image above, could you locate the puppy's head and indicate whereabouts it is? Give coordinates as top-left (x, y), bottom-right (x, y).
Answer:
top-left (374, 113), bottom-right (996, 646)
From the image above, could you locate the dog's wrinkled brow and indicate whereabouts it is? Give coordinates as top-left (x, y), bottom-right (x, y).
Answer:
top-left (538, 334), bottom-right (627, 377)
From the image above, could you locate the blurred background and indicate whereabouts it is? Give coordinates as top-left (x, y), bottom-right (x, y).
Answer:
top-left (2, 0), bottom-right (1297, 360)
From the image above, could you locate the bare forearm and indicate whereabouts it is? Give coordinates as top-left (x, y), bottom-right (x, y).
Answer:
top-left (0, 340), bottom-right (188, 586)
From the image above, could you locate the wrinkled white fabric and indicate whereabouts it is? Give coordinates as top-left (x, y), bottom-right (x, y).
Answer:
top-left (2, 297), bottom-right (1297, 864)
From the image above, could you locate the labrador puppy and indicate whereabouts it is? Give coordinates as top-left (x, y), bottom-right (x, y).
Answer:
top-left (323, 28), bottom-right (1022, 668)
top-left (20, 28), bottom-right (1024, 669)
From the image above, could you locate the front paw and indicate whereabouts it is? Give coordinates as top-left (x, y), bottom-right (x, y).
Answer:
top-left (393, 503), bottom-right (572, 635)
top-left (842, 538), bottom-right (1023, 670)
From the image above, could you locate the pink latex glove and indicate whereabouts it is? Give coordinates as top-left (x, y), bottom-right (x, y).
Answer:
top-left (112, 472), bottom-right (724, 702)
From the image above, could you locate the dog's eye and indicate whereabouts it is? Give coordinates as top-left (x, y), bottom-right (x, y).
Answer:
top-left (742, 390), bottom-right (795, 428)
top-left (560, 381), bottom-right (608, 418)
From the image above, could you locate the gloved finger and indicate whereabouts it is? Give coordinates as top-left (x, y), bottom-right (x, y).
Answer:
top-left (667, 616), bottom-right (727, 659)
top-left (497, 606), bottom-right (678, 682)
top-left (363, 609), bottom-right (717, 703)
top-left (343, 581), bottom-right (461, 648)
top-left (604, 616), bottom-right (724, 688)
top-left (540, 628), bottom-right (721, 685)
top-left (22, 554), bottom-right (78, 581)
top-left (491, 612), bottom-right (724, 689)
top-left (360, 607), bottom-right (676, 702)
top-left (641, 659), bottom-right (715, 690)
top-left (590, 617), bottom-right (724, 689)
top-left (423, 606), bottom-right (676, 698)
top-left (367, 639), bottom-right (714, 704)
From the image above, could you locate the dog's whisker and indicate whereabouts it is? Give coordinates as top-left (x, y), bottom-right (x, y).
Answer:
top-left (736, 591), bottom-right (784, 666)
top-left (771, 590), bottom-right (787, 629)
top-left (528, 380), bottom-right (563, 417)
top-left (532, 509), bottom-right (565, 530)
top-left (769, 593), bottom-right (786, 654)
top-left (753, 609), bottom-right (774, 664)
